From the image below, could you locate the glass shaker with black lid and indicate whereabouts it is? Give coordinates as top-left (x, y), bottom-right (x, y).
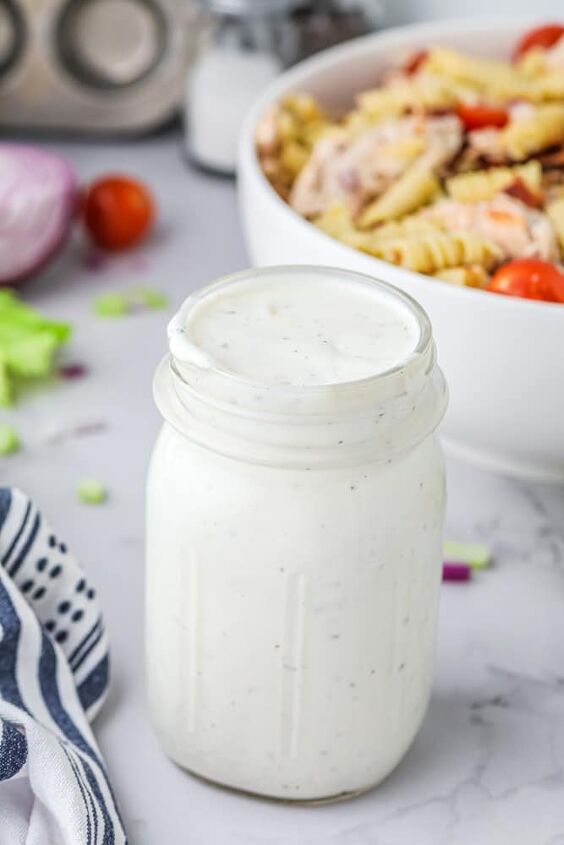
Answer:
top-left (185, 0), bottom-right (381, 175)
top-left (186, 0), bottom-right (304, 175)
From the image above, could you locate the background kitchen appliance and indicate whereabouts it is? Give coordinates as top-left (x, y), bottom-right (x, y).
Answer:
top-left (0, 0), bottom-right (193, 133)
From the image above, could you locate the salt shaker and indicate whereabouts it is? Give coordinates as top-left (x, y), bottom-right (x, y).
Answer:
top-left (185, 0), bottom-right (302, 175)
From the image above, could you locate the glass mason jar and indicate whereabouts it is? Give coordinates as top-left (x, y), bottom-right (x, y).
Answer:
top-left (146, 266), bottom-right (448, 802)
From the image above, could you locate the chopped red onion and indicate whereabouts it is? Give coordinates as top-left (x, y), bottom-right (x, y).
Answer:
top-left (443, 561), bottom-right (472, 582)
top-left (58, 363), bottom-right (88, 380)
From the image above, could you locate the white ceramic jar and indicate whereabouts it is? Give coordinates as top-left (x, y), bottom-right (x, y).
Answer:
top-left (146, 266), bottom-right (448, 801)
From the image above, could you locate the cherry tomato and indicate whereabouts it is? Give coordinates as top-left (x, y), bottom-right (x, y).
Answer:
top-left (487, 259), bottom-right (564, 302)
top-left (513, 23), bottom-right (564, 60)
top-left (82, 175), bottom-right (154, 251)
top-left (402, 50), bottom-right (428, 76)
top-left (548, 270), bottom-right (564, 303)
top-left (456, 103), bottom-right (509, 131)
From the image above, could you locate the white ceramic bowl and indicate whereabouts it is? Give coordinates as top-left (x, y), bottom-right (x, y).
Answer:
top-left (238, 17), bottom-right (564, 483)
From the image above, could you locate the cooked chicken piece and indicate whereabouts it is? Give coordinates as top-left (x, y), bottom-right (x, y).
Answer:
top-left (289, 114), bottom-right (463, 218)
top-left (466, 127), bottom-right (504, 161)
top-left (424, 194), bottom-right (559, 262)
top-left (508, 101), bottom-right (537, 123)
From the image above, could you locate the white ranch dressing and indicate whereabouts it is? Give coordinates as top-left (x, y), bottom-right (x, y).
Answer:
top-left (147, 266), bottom-right (447, 801)
top-left (176, 271), bottom-right (420, 386)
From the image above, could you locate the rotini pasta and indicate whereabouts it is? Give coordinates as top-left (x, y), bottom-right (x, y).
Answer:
top-left (518, 47), bottom-right (550, 77)
top-left (366, 215), bottom-right (447, 242)
top-left (359, 165), bottom-right (440, 227)
top-left (518, 48), bottom-right (564, 100)
top-left (547, 197), bottom-right (564, 252)
top-left (315, 203), bottom-right (356, 238)
top-left (502, 104), bottom-right (564, 160)
top-left (361, 231), bottom-right (501, 274)
top-left (356, 74), bottom-right (471, 121)
top-left (531, 72), bottom-right (564, 102)
top-left (446, 161), bottom-right (542, 202)
top-left (434, 265), bottom-right (490, 287)
top-left (424, 47), bottom-right (531, 101)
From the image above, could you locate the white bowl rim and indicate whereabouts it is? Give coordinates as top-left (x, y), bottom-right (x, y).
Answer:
top-left (239, 15), bottom-right (564, 317)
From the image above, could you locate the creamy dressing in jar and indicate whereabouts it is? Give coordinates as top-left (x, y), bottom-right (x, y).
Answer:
top-left (176, 271), bottom-right (420, 385)
top-left (146, 266), bottom-right (448, 801)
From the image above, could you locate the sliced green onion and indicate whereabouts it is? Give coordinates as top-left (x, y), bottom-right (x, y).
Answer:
top-left (93, 293), bottom-right (129, 318)
top-left (0, 424), bottom-right (20, 455)
top-left (134, 287), bottom-right (168, 310)
top-left (443, 540), bottom-right (491, 569)
top-left (77, 478), bottom-right (107, 505)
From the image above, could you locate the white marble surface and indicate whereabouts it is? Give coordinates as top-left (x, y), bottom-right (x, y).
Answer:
top-left (3, 132), bottom-right (564, 844)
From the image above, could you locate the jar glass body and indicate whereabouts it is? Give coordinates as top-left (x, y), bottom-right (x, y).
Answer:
top-left (146, 268), bottom-right (447, 802)
top-left (146, 419), bottom-right (445, 801)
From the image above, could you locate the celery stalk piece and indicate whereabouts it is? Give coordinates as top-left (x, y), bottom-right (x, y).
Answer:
top-left (134, 287), bottom-right (168, 310)
top-left (93, 293), bottom-right (129, 318)
top-left (77, 479), bottom-right (107, 505)
top-left (0, 424), bottom-right (20, 455)
top-left (0, 290), bottom-right (71, 404)
top-left (0, 359), bottom-right (12, 406)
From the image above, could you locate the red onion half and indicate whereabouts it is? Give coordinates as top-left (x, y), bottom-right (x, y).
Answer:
top-left (0, 144), bottom-right (77, 285)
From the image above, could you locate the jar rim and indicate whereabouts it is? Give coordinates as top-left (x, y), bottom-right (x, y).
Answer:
top-left (167, 264), bottom-right (433, 401)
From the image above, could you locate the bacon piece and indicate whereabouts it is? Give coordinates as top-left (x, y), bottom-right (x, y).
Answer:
top-left (504, 177), bottom-right (544, 208)
top-left (537, 148), bottom-right (564, 168)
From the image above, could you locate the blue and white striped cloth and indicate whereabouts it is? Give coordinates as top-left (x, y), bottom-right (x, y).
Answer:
top-left (0, 487), bottom-right (126, 844)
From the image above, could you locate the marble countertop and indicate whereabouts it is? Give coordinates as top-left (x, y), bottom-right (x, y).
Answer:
top-left (4, 131), bottom-right (564, 845)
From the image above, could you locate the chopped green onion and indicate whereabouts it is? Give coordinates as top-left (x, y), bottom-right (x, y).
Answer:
top-left (77, 478), bottom-right (107, 505)
top-left (0, 424), bottom-right (20, 455)
top-left (93, 293), bottom-right (129, 318)
top-left (93, 287), bottom-right (167, 317)
top-left (443, 540), bottom-right (491, 570)
top-left (134, 287), bottom-right (168, 310)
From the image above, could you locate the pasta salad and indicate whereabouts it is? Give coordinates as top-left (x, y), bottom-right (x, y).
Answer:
top-left (256, 23), bottom-right (564, 303)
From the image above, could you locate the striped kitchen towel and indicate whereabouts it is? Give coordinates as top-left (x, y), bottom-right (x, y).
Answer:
top-left (0, 487), bottom-right (126, 845)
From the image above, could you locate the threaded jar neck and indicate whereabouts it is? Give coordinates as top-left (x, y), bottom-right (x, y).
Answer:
top-left (154, 266), bottom-right (448, 467)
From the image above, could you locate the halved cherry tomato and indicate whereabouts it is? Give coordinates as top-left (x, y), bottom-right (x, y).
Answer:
top-left (456, 103), bottom-right (509, 131)
top-left (513, 23), bottom-right (564, 60)
top-left (548, 270), bottom-right (564, 303)
top-left (487, 259), bottom-right (564, 302)
top-left (402, 50), bottom-right (428, 76)
top-left (82, 175), bottom-right (154, 251)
